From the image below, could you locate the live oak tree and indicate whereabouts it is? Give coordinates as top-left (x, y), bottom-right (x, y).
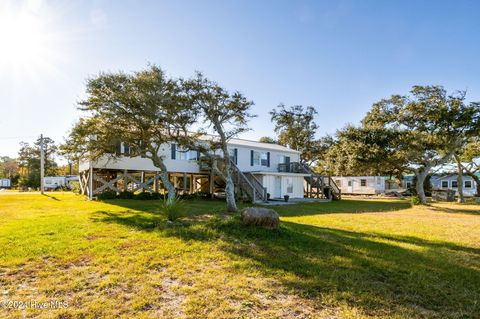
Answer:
top-left (187, 73), bottom-right (255, 212)
top-left (64, 65), bottom-right (199, 200)
top-left (363, 86), bottom-right (480, 204)
top-left (270, 104), bottom-right (321, 165)
top-left (258, 136), bottom-right (277, 144)
top-left (320, 125), bottom-right (408, 178)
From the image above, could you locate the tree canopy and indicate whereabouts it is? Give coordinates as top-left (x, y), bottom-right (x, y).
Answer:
top-left (64, 65), bottom-right (199, 199)
top-left (270, 104), bottom-right (321, 164)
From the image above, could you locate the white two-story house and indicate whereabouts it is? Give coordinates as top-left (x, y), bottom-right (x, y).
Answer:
top-left (78, 137), bottom-right (339, 201)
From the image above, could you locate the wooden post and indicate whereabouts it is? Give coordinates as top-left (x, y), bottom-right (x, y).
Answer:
top-left (88, 165), bottom-right (93, 200)
top-left (141, 171), bottom-right (145, 192)
top-left (183, 172), bottom-right (187, 194)
top-left (209, 170), bottom-right (214, 199)
top-left (154, 172), bottom-right (159, 192)
top-left (124, 170), bottom-right (128, 192)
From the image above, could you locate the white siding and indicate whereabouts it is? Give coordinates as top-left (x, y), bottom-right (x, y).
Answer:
top-left (333, 176), bottom-right (385, 195)
top-left (81, 141), bottom-right (300, 174)
top-left (257, 173), bottom-right (304, 199)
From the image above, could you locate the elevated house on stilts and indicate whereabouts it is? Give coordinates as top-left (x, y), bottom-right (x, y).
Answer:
top-left (79, 137), bottom-right (341, 202)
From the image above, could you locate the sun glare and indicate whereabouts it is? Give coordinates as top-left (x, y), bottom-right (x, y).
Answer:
top-left (0, 1), bottom-right (61, 77)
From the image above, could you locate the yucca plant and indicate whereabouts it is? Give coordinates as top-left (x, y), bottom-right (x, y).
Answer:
top-left (161, 196), bottom-right (186, 221)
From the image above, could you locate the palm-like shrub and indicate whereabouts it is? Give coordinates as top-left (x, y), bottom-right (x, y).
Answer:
top-left (161, 196), bottom-right (186, 221)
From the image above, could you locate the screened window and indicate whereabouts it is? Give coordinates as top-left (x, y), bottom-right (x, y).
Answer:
top-left (348, 181), bottom-right (352, 187)
top-left (278, 155), bottom-right (290, 164)
top-left (451, 181), bottom-right (458, 188)
top-left (465, 180), bottom-right (472, 188)
top-left (441, 181), bottom-right (449, 188)
top-left (176, 148), bottom-right (198, 160)
top-left (360, 179), bottom-right (367, 187)
top-left (253, 151), bottom-right (268, 166)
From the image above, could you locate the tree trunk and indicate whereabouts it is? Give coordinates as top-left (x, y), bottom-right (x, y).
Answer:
top-left (225, 174), bottom-right (237, 212)
top-left (455, 155), bottom-right (465, 203)
top-left (466, 173), bottom-right (480, 197)
top-left (151, 155), bottom-right (176, 200)
top-left (415, 168), bottom-right (429, 205)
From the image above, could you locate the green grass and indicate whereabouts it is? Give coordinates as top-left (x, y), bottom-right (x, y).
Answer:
top-left (0, 193), bottom-right (479, 318)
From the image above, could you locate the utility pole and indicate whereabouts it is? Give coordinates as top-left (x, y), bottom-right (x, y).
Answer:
top-left (40, 134), bottom-right (45, 194)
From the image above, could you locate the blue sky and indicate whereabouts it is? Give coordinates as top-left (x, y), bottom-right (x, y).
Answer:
top-left (1, 0), bottom-right (480, 158)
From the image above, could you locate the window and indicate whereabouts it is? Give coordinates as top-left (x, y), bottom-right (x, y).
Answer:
top-left (376, 177), bottom-right (382, 185)
top-left (176, 148), bottom-right (198, 160)
top-left (465, 180), bottom-right (472, 188)
top-left (406, 181), bottom-right (412, 188)
top-left (441, 181), bottom-right (449, 188)
top-left (253, 151), bottom-right (268, 166)
top-left (335, 179), bottom-right (341, 187)
top-left (348, 180), bottom-right (352, 187)
top-left (451, 181), bottom-right (458, 188)
top-left (360, 179), bottom-right (367, 187)
top-left (278, 155), bottom-right (290, 164)
top-left (228, 148), bottom-right (237, 164)
top-left (286, 178), bottom-right (293, 193)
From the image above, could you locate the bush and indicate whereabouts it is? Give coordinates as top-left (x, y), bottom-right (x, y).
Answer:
top-left (69, 181), bottom-right (81, 194)
top-left (97, 191), bottom-right (117, 200)
top-left (117, 191), bottom-right (135, 199)
top-left (160, 196), bottom-right (186, 221)
top-left (411, 196), bottom-right (421, 205)
top-left (135, 192), bottom-right (153, 200)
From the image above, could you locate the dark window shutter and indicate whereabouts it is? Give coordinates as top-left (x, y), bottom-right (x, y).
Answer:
top-left (115, 140), bottom-right (121, 156)
top-left (285, 156), bottom-right (290, 165)
top-left (171, 144), bottom-right (176, 160)
top-left (250, 150), bottom-right (254, 166)
top-left (124, 143), bottom-right (130, 155)
top-left (267, 152), bottom-right (270, 167)
top-left (196, 150), bottom-right (200, 161)
top-left (234, 148), bottom-right (238, 165)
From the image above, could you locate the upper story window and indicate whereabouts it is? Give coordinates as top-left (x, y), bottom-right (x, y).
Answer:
top-left (464, 180), bottom-right (472, 188)
top-left (441, 181), bottom-right (449, 188)
top-left (335, 179), bottom-right (342, 187)
top-left (171, 144), bottom-right (198, 161)
top-left (360, 179), bottom-right (367, 187)
top-left (278, 155), bottom-right (290, 164)
top-left (228, 148), bottom-right (238, 164)
top-left (252, 151), bottom-right (268, 166)
top-left (451, 181), bottom-right (458, 188)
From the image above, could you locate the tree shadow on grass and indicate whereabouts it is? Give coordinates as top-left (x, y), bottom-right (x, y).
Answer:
top-left (428, 205), bottom-right (480, 216)
top-left (100, 198), bottom-right (412, 218)
top-left (272, 199), bottom-right (412, 217)
top-left (92, 209), bottom-right (480, 318)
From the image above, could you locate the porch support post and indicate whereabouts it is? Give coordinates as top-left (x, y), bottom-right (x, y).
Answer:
top-left (88, 165), bottom-right (93, 200)
top-left (209, 170), bottom-right (214, 199)
top-left (154, 172), bottom-right (159, 192)
top-left (183, 172), bottom-right (187, 194)
top-left (124, 170), bottom-right (128, 192)
top-left (141, 171), bottom-right (145, 192)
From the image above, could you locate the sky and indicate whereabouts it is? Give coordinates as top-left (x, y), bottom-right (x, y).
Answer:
top-left (1, 0), bottom-right (480, 158)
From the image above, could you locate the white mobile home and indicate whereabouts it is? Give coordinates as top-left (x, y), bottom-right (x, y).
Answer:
top-left (430, 175), bottom-right (478, 197)
top-left (79, 137), bottom-right (341, 202)
top-left (0, 179), bottom-right (11, 189)
top-left (44, 176), bottom-right (79, 190)
top-left (332, 176), bottom-right (386, 195)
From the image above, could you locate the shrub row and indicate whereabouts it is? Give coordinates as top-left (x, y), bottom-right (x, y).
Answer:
top-left (96, 191), bottom-right (210, 201)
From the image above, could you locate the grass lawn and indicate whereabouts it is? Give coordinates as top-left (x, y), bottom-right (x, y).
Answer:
top-left (0, 193), bottom-right (479, 318)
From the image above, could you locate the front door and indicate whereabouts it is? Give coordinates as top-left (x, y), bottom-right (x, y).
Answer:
top-left (274, 176), bottom-right (282, 198)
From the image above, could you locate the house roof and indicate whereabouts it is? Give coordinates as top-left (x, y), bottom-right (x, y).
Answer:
top-left (197, 134), bottom-right (301, 154)
top-left (227, 138), bottom-right (301, 154)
